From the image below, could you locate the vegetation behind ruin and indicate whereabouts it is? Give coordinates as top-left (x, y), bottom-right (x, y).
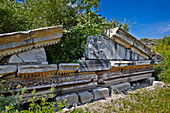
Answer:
top-left (0, 0), bottom-right (131, 63)
top-left (140, 36), bottom-right (170, 83)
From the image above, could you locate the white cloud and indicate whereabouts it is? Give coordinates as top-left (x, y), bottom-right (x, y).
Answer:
top-left (161, 24), bottom-right (170, 33)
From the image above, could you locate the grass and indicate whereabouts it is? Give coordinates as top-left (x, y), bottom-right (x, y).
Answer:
top-left (71, 85), bottom-right (170, 113)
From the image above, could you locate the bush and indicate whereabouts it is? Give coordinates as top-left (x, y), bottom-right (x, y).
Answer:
top-left (152, 36), bottom-right (170, 83)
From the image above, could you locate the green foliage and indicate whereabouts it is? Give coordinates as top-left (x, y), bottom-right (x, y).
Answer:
top-left (0, 0), bottom-right (131, 63)
top-left (1, 86), bottom-right (69, 112)
top-left (0, 81), bottom-right (26, 112)
top-left (152, 36), bottom-right (170, 83)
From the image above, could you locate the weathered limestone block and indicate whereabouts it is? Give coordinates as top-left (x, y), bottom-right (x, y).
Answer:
top-left (56, 93), bottom-right (78, 107)
top-left (110, 61), bottom-right (133, 67)
top-left (6, 48), bottom-right (47, 64)
top-left (127, 73), bottom-right (152, 82)
top-left (0, 65), bottom-right (17, 78)
top-left (60, 82), bottom-right (97, 95)
top-left (57, 63), bottom-right (80, 74)
top-left (31, 26), bottom-right (62, 48)
top-left (57, 72), bottom-right (98, 83)
top-left (109, 82), bottom-right (130, 94)
top-left (7, 55), bottom-right (23, 63)
top-left (106, 27), bottom-right (152, 59)
top-left (0, 31), bottom-right (33, 58)
top-left (79, 60), bottom-right (111, 72)
top-left (78, 91), bottom-right (93, 104)
top-left (85, 36), bottom-right (116, 59)
top-left (17, 64), bottom-right (57, 77)
top-left (134, 60), bottom-right (151, 65)
top-left (152, 81), bottom-right (165, 88)
top-left (116, 44), bottom-right (126, 60)
top-left (91, 87), bottom-right (109, 100)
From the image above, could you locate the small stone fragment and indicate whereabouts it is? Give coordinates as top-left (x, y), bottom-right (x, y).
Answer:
top-left (152, 81), bottom-right (165, 88)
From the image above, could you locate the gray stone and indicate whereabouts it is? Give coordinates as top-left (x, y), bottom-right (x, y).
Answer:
top-left (91, 87), bottom-right (109, 100)
top-left (60, 82), bottom-right (97, 95)
top-left (17, 64), bottom-right (57, 77)
top-left (17, 48), bottom-right (47, 63)
top-left (79, 60), bottom-right (111, 72)
top-left (0, 65), bottom-right (17, 78)
top-left (85, 36), bottom-right (116, 60)
top-left (58, 63), bottom-right (80, 74)
top-left (152, 81), bottom-right (165, 88)
top-left (78, 92), bottom-right (93, 104)
top-left (8, 54), bottom-right (23, 63)
top-left (109, 82), bottom-right (130, 94)
top-left (56, 93), bottom-right (78, 107)
top-left (143, 77), bottom-right (155, 85)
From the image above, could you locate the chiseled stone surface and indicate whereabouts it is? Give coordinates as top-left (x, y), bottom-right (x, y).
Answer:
top-left (8, 54), bottom-right (23, 63)
top-left (0, 65), bottom-right (17, 77)
top-left (109, 82), bottom-right (130, 94)
top-left (79, 60), bottom-right (111, 72)
top-left (7, 48), bottom-right (47, 64)
top-left (78, 91), bottom-right (93, 104)
top-left (18, 48), bottom-right (47, 63)
top-left (17, 64), bottom-right (57, 76)
top-left (56, 93), bottom-right (78, 107)
top-left (85, 36), bottom-right (116, 60)
top-left (91, 87), bottom-right (109, 100)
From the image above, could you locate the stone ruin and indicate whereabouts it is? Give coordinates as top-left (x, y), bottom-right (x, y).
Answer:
top-left (0, 26), bottom-right (164, 105)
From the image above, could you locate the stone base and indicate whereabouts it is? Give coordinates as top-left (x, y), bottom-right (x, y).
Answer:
top-left (109, 82), bottom-right (130, 94)
top-left (78, 92), bottom-right (93, 104)
top-left (91, 87), bottom-right (109, 100)
top-left (56, 93), bottom-right (78, 107)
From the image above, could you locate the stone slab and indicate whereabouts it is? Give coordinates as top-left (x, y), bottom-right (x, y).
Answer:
top-left (18, 48), bottom-right (47, 63)
top-left (6, 48), bottom-right (47, 64)
top-left (60, 82), bottom-right (97, 95)
top-left (56, 93), bottom-right (78, 107)
top-left (17, 64), bottom-right (57, 77)
top-left (109, 82), bottom-right (130, 94)
top-left (58, 63), bottom-right (80, 74)
top-left (0, 65), bottom-right (17, 78)
top-left (78, 91), bottom-right (93, 104)
top-left (91, 87), bottom-right (109, 100)
top-left (79, 60), bottom-right (111, 72)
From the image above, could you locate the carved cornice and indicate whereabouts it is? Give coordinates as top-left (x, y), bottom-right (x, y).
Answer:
top-left (106, 27), bottom-right (164, 60)
top-left (0, 26), bottom-right (63, 58)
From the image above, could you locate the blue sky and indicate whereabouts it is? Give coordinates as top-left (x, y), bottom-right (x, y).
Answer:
top-left (98, 0), bottom-right (170, 39)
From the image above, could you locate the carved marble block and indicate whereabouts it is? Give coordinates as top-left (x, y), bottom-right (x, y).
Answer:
top-left (17, 64), bottom-right (57, 77)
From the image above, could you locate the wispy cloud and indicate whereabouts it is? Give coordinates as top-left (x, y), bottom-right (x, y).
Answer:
top-left (161, 24), bottom-right (170, 33)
